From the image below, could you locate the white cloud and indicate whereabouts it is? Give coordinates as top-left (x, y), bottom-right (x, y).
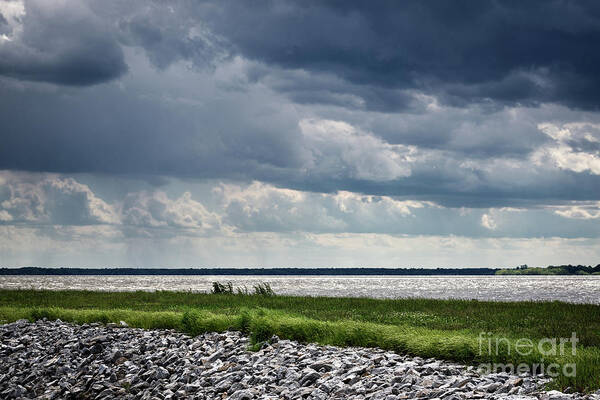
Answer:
top-left (214, 181), bottom-right (348, 232)
top-left (551, 202), bottom-right (600, 220)
top-left (214, 181), bottom-right (434, 233)
top-left (540, 145), bottom-right (600, 174)
top-left (537, 122), bottom-right (574, 142)
top-left (45, 177), bottom-right (120, 224)
top-left (0, 209), bottom-right (12, 221)
top-left (331, 190), bottom-right (428, 216)
top-left (121, 190), bottom-right (223, 234)
top-left (0, 0), bottom-right (25, 41)
top-left (0, 171), bottom-right (119, 225)
top-left (299, 118), bottom-right (416, 181)
top-left (0, 177), bottom-right (45, 221)
top-left (481, 213), bottom-right (497, 230)
top-left (534, 122), bottom-right (600, 175)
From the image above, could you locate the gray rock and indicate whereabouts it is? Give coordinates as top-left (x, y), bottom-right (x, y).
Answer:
top-left (229, 389), bottom-right (255, 400)
top-left (300, 369), bottom-right (321, 386)
top-left (0, 320), bottom-right (588, 400)
top-left (155, 366), bottom-right (170, 380)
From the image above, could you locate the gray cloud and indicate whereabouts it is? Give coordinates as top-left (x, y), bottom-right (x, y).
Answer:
top-left (1, 56), bottom-right (600, 208)
top-left (193, 0), bottom-right (600, 111)
top-left (115, 5), bottom-right (229, 71)
top-left (0, 12), bottom-right (9, 35)
top-left (1, 1), bottom-right (600, 268)
top-left (0, 0), bottom-right (127, 85)
top-left (5, 1), bottom-right (600, 109)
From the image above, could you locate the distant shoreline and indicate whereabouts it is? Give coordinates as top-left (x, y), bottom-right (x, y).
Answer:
top-left (0, 267), bottom-right (498, 276)
top-left (1, 265), bottom-right (598, 276)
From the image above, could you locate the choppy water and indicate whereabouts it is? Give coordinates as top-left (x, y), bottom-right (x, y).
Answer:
top-left (1, 275), bottom-right (599, 303)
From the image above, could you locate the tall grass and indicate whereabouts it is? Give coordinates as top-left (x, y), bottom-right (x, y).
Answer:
top-left (210, 281), bottom-right (275, 296)
top-left (211, 281), bottom-right (234, 294)
top-left (1, 290), bottom-right (597, 346)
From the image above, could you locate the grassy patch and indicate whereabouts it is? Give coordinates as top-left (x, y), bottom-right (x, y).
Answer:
top-left (0, 290), bottom-right (599, 392)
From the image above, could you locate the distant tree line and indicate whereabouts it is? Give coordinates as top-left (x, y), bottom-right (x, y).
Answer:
top-left (496, 264), bottom-right (600, 275)
top-left (0, 267), bottom-right (499, 275)
top-left (1, 265), bottom-right (597, 276)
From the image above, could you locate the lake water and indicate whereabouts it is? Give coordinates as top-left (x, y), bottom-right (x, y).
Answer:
top-left (1, 275), bottom-right (599, 303)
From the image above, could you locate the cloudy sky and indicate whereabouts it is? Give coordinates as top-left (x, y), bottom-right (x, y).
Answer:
top-left (1, 0), bottom-right (600, 268)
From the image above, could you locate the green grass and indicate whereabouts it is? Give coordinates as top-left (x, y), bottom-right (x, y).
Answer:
top-left (0, 289), bottom-right (599, 392)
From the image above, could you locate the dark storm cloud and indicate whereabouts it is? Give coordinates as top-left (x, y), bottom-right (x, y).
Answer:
top-left (244, 62), bottom-right (417, 112)
top-left (0, 68), bottom-right (306, 178)
top-left (4, 0), bottom-right (600, 106)
top-left (0, 0), bottom-right (126, 86)
top-left (197, 0), bottom-right (600, 110)
top-left (1, 0), bottom-right (600, 210)
top-left (1, 69), bottom-right (600, 209)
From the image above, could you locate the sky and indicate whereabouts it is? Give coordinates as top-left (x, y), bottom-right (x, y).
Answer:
top-left (1, 0), bottom-right (600, 268)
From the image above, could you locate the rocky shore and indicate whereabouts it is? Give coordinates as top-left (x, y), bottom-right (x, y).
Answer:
top-left (0, 320), bottom-right (597, 399)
